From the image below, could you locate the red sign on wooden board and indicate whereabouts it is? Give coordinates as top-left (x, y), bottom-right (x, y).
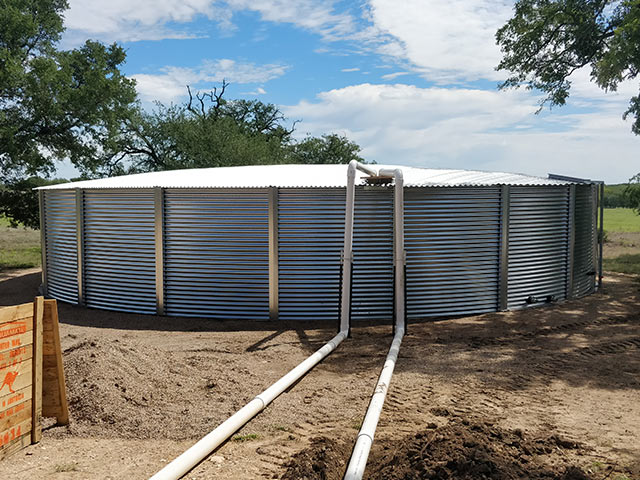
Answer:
top-left (0, 297), bottom-right (69, 461)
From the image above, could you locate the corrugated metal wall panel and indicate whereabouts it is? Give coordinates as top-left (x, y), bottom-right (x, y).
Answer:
top-left (507, 186), bottom-right (569, 309)
top-left (352, 187), bottom-right (394, 321)
top-left (572, 185), bottom-right (596, 298)
top-left (43, 190), bottom-right (78, 303)
top-left (405, 187), bottom-right (501, 319)
top-left (164, 190), bottom-right (270, 319)
top-left (278, 189), bottom-right (345, 321)
top-left (83, 191), bottom-right (156, 313)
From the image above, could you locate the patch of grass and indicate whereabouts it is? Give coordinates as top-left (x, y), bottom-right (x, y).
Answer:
top-left (270, 424), bottom-right (290, 432)
top-left (231, 433), bottom-right (260, 442)
top-left (604, 208), bottom-right (640, 233)
top-left (603, 254), bottom-right (640, 275)
top-left (0, 215), bottom-right (41, 271)
top-left (350, 418), bottom-right (362, 430)
top-left (54, 462), bottom-right (79, 472)
top-left (588, 461), bottom-right (604, 473)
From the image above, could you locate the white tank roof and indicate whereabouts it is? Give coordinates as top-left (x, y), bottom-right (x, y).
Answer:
top-left (38, 164), bottom-right (582, 190)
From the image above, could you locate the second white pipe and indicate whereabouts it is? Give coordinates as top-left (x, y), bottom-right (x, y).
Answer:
top-left (344, 327), bottom-right (404, 480)
top-left (344, 167), bottom-right (405, 480)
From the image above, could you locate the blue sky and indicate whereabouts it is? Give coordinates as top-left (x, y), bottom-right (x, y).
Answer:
top-left (60, 0), bottom-right (639, 183)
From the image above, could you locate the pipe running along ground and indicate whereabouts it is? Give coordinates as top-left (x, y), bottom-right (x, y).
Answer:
top-left (344, 167), bottom-right (405, 480)
top-left (149, 160), bottom-right (375, 480)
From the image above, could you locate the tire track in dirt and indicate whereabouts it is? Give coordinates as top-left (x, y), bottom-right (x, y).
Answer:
top-left (463, 314), bottom-right (639, 349)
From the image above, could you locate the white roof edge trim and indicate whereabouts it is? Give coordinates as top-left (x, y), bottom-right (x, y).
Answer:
top-left (36, 164), bottom-right (590, 190)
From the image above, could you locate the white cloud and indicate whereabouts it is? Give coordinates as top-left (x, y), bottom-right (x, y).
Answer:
top-left (381, 71), bottom-right (410, 80)
top-left (132, 59), bottom-right (288, 103)
top-left (284, 83), bottom-right (639, 183)
top-left (364, 0), bottom-right (513, 82)
top-left (63, 0), bottom-right (232, 44)
top-left (567, 67), bottom-right (639, 106)
top-left (341, 67), bottom-right (360, 72)
top-left (244, 87), bottom-right (267, 95)
top-left (63, 0), bottom-right (355, 44)
top-left (225, 0), bottom-right (355, 40)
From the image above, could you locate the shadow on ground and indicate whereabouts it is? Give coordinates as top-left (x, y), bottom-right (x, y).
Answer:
top-left (1, 269), bottom-right (639, 395)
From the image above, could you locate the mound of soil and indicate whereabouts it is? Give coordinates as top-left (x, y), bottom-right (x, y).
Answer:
top-left (56, 336), bottom-right (237, 440)
top-left (368, 419), bottom-right (590, 480)
top-left (281, 419), bottom-right (592, 480)
top-left (281, 437), bottom-right (351, 480)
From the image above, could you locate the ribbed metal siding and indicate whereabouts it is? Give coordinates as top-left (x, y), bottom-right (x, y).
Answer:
top-left (43, 190), bottom-right (78, 303)
top-left (572, 185), bottom-right (596, 298)
top-left (164, 190), bottom-right (270, 319)
top-left (405, 187), bottom-right (501, 319)
top-left (352, 188), bottom-right (394, 321)
top-left (507, 186), bottom-right (569, 308)
top-left (278, 189), bottom-right (345, 321)
top-left (83, 191), bottom-right (156, 313)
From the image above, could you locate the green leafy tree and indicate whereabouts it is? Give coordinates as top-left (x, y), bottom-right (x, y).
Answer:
top-left (0, 0), bottom-right (138, 224)
top-left (0, 177), bottom-right (67, 229)
top-left (496, 0), bottom-right (640, 210)
top-left (496, 0), bottom-right (639, 121)
top-left (289, 134), bottom-right (364, 165)
top-left (603, 184), bottom-right (635, 207)
top-left (626, 173), bottom-right (640, 213)
top-left (104, 82), bottom-right (364, 174)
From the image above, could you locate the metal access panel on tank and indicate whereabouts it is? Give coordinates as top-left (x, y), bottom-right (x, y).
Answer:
top-left (351, 187), bottom-right (394, 321)
top-left (404, 187), bottom-right (501, 319)
top-left (42, 190), bottom-right (78, 304)
top-left (277, 188), bottom-right (346, 321)
top-left (572, 185), bottom-right (597, 298)
top-left (507, 186), bottom-right (570, 309)
top-left (82, 190), bottom-right (157, 314)
top-left (163, 189), bottom-right (270, 319)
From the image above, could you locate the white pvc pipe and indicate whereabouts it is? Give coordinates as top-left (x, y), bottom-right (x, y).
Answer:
top-left (344, 167), bottom-right (405, 480)
top-left (150, 161), bottom-right (376, 480)
top-left (341, 161), bottom-right (378, 333)
top-left (150, 331), bottom-right (347, 480)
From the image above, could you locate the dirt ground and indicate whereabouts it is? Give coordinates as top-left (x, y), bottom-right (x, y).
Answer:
top-left (0, 269), bottom-right (638, 479)
top-left (604, 232), bottom-right (640, 259)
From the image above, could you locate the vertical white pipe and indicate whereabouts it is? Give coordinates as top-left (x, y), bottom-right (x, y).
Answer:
top-left (344, 168), bottom-right (405, 480)
top-left (381, 168), bottom-right (405, 331)
top-left (340, 161), bottom-right (357, 333)
top-left (341, 161), bottom-right (378, 333)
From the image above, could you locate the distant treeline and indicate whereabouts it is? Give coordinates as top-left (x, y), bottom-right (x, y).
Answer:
top-left (604, 184), bottom-right (635, 208)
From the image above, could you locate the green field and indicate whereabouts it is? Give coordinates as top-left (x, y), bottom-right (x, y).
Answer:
top-left (603, 208), bottom-right (640, 233)
top-left (602, 208), bottom-right (640, 276)
top-left (0, 216), bottom-right (41, 271)
top-left (603, 254), bottom-right (640, 276)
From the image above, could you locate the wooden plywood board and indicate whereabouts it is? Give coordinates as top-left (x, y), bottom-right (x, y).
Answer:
top-left (0, 433), bottom-right (31, 461)
top-left (0, 300), bottom-right (36, 460)
top-left (0, 297), bottom-right (69, 461)
top-left (0, 386), bottom-right (31, 415)
top-left (0, 318), bottom-right (33, 354)
top-left (0, 399), bottom-right (31, 433)
top-left (0, 417), bottom-right (31, 452)
top-left (0, 345), bottom-right (33, 370)
top-left (0, 304), bottom-right (32, 326)
top-left (0, 356), bottom-right (33, 400)
top-left (41, 300), bottom-right (68, 425)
